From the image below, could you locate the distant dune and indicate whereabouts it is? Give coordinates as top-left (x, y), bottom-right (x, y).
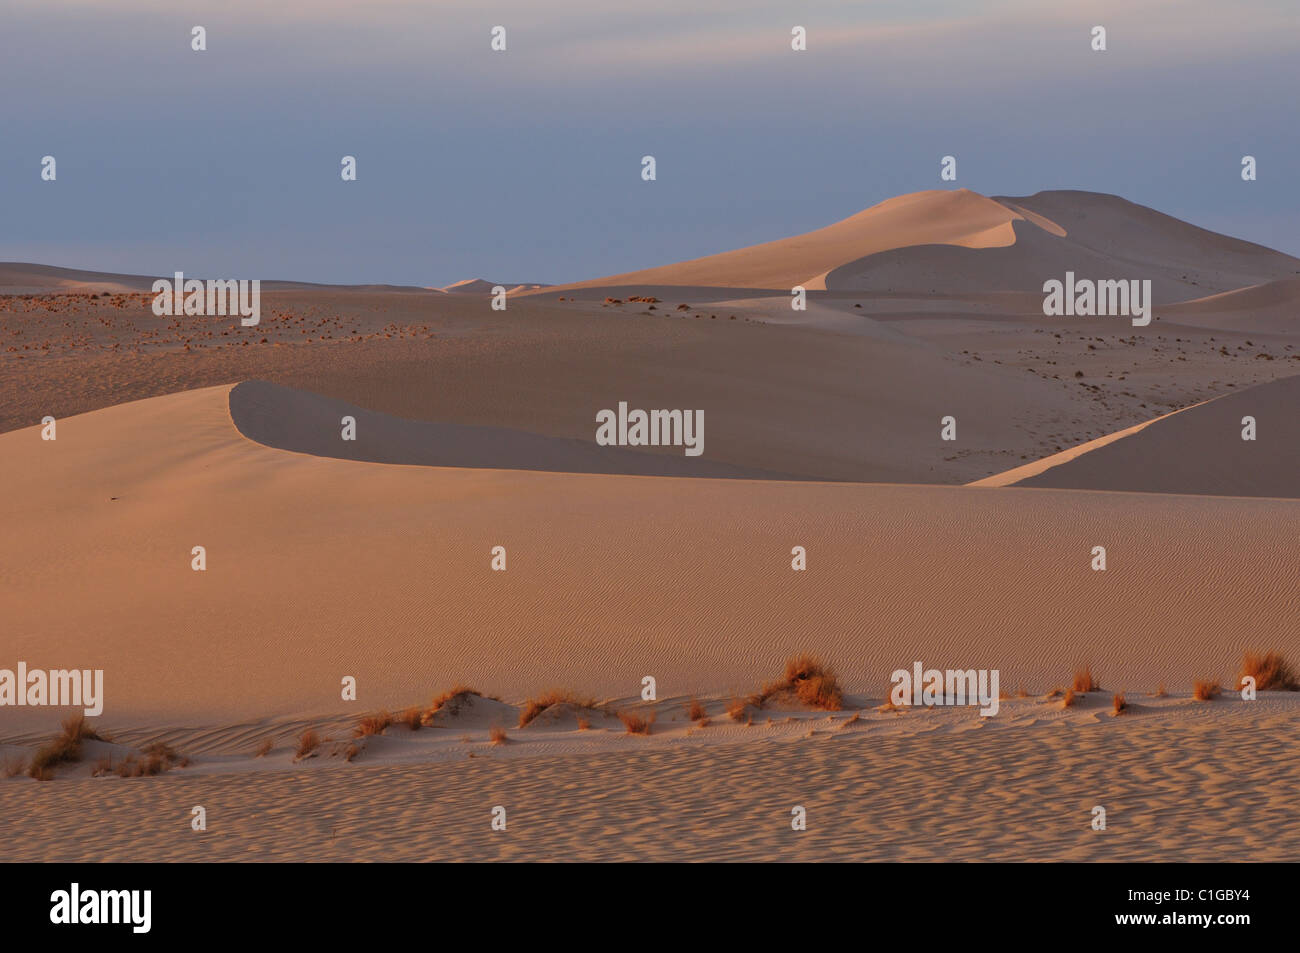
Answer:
top-left (974, 374), bottom-right (1300, 498)
top-left (0, 262), bottom-right (433, 295)
top-left (538, 189), bottom-right (1300, 302)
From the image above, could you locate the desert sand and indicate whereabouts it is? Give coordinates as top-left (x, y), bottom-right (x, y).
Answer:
top-left (2, 188), bottom-right (1297, 862)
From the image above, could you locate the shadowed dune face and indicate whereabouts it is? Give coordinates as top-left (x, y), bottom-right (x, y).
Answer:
top-left (981, 374), bottom-right (1300, 498)
top-left (1, 384), bottom-right (1297, 732)
top-left (229, 379), bottom-right (790, 479)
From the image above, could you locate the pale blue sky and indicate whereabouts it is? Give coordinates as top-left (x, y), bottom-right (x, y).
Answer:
top-left (2, 0), bottom-right (1296, 285)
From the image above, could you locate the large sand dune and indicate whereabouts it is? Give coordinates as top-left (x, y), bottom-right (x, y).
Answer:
top-left (1, 383), bottom-right (1295, 734)
top-left (541, 189), bottom-right (1300, 299)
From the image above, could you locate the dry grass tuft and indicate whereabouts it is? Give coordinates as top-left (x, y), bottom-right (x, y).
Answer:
top-left (619, 711), bottom-right (655, 735)
top-left (1071, 666), bottom-right (1099, 693)
top-left (1151, 684), bottom-right (1168, 698)
top-left (426, 684), bottom-right (492, 722)
top-left (295, 729), bottom-right (321, 760)
top-left (1193, 680), bottom-right (1222, 701)
top-left (1239, 650), bottom-right (1299, 691)
top-left (727, 697), bottom-right (750, 722)
top-left (399, 707), bottom-right (424, 731)
top-left (576, 716), bottom-right (591, 731)
top-left (1062, 688), bottom-right (1079, 708)
top-left (686, 698), bottom-right (707, 721)
top-left (695, 716), bottom-right (711, 728)
top-left (750, 654), bottom-right (844, 711)
top-left (254, 738), bottom-right (274, 758)
top-left (28, 714), bottom-right (103, 780)
top-left (4, 755), bottom-right (27, 778)
top-left (354, 710), bottom-right (393, 737)
top-left (489, 725), bottom-right (509, 745)
top-left (1112, 693), bottom-right (1127, 715)
top-left (518, 689), bottom-right (597, 728)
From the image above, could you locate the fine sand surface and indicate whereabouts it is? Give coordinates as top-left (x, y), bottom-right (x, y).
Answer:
top-left (1, 383), bottom-right (1296, 734)
top-left (3, 695), bottom-right (1297, 862)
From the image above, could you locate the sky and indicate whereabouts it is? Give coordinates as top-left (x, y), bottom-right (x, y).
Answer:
top-left (2, 0), bottom-right (1297, 286)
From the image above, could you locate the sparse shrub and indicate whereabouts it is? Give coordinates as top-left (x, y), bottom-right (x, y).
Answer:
top-left (1193, 680), bottom-right (1222, 701)
top-left (727, 697), bottom-right (749, 722)
top-left (1112, 693), bottom-right (1127, 714)
top-left (489, 725), bottom-right (509, 745)
top-left (1239, 651), bottom-right (1299, 691)
top-left (1151, 684), bottom-right (1168, 698)
top-left (399, 707), bottom-right (423, 731)
top-left (254, 738), bottom-right (274, 757)
top-left (686, 698), bottom-right (707, 721)
top-left (295, 729), bottom-right (320, 759)
top-left (751, 654), bottom-right (844, 711)
top-left (1062, 688), bottom-right (1078, 708)
top-left (28, 714), bottom-right (103, 779)
top-left (518, 689), bottom-right (597, 728)
top-left (619, 711), bottom-right (655, 735)
top-left (1071, 666), bottom-right (1099, 693)
top-left (576, 716), bottom-right (591, 731)
top-left (355, 710), bottom-right (393, 737)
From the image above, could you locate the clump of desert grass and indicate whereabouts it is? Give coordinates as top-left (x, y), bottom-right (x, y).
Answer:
top-left (1151, 684), bottom-right (1168, 698)
top-left (1112, 693), bottom-right (1128, 715)
top-left (619, 711), bottom-right (655, 736)
top-left (489, 725), bottom-right (509, 746)
top-left (694, 716), bottom-right (711, 729)
top-left (28, 714), bottom-right (103, 780)
top-left (750, 654), bottom-right (843, 711)
top-left (399, 707), bottom-right (424, 731)
top-left (686, 698), bottom-right (707, 722)
top-left (114, 742), bottom-right (189, 778)
top-left (518, 689), bottom-right (598, 728)
top-left (576, 716), bottom-right (591, 731)
top-left (354, 710), bottom-right (393, 737)
top-left (254, 738), bottom-right (274, 757)
top-left (1061, 688), bottom-right (1079, 708)
top-left (294, 729), bottom-right (321, 761)
top-left (1071, 666), bottom-right (1099, 693)
top-left (424, 684), bottom-right (496, 723)
top-left (1193, 680), bottom-right (1222, 701)
top-left (4, 755), bottom-right (27, 778)
top-left (726, 697), bottom-right (752, 724)
top-left (1239, 650), bottom-right (1299, 691)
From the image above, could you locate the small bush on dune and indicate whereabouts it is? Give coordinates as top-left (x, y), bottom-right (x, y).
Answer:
top-left (1151, 684), bottom-right (1168, 698)
top-left (1112, 693), bottom-right (1127, 715)
top-left (751, 654), bottom-right (844, 711)
top-left (254, 738), bottom-right (274, 757)
top-left (1071, 666), bottom-right (1099, 693)
top-left (354, 710), bottom-right (393, 737)
top-left (399, 707), bottom-right (423, 731)
top-left (518, 689), bottom-right (598, 728)
top-left (1239, 651), bottom-right (1299, 692)
top-left (489, 725), bottom-right (509, 745)
top-left (426, 684), bottom-right (493, 722)
top-left (1062, 688), bottom-right (1079, 708)
top-left (686, 698), bottom-right (707, 721)
top-left (726, 698), bottom-right (750, 723)
top-left (1193, 680), bottom-right (1222, 701)
top-left (28, 715), bottom-right (103, 780)
top-left (295, 729), bottom-right (321, 760)
top-left (619, 711), bottom-right (655, 736)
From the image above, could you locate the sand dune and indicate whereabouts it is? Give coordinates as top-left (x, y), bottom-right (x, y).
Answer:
top-left (230, 379), bottom-right (788, 478)
top-left (974, 374), bottom-right (1300, 498)
top-left (0, 383), bottom-right (1295, 734)
top-left (0, 261), bottom-right (432, 295)
top-left (540, 189), bottom-right (1300, 300)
